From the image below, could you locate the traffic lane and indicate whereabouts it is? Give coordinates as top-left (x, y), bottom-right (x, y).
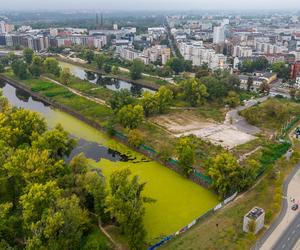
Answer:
top-left (273, 212), bottom-right (300, 250)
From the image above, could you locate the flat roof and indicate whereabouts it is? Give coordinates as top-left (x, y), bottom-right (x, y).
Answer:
top-left (246, 207), bottom-right (264, 220)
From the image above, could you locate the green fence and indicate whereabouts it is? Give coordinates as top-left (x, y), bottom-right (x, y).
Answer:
top-left (113, 130), bottom-right (213, 187)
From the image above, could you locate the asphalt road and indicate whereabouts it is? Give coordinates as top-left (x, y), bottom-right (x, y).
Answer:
top-left (273, 214), bottom-right (300, 250)
top-left (254, 164), bottom-right (300, 250)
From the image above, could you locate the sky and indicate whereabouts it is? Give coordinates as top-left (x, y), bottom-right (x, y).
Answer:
top-left (1, 0), bottom-right (300, 11)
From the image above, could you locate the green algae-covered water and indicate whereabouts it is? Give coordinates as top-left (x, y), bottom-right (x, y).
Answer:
top-left (0, 82), bottom-right (218, 242)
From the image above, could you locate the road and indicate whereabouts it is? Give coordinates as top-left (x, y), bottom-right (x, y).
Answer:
top-left (225, 96), bottom-right (268, 135)
top-left (273, 214), bottom-right (300, 250)
top-left (255, 164), bottom-right (300, 250)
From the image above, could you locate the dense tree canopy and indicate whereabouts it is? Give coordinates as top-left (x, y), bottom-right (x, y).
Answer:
top-left (130, 59), bottom-right (144, 80)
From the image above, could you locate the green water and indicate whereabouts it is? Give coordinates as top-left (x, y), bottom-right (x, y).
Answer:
top-left (1, 82), bottom-right (218, 242)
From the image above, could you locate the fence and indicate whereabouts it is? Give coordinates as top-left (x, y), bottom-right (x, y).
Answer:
top-left (148, 192), bottom-right (238, 250)
top-left (113, 130), bottom-right (213, 188)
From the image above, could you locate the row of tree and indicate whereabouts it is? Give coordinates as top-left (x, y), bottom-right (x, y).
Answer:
top-left (0, 92), bottom-right (152, 249)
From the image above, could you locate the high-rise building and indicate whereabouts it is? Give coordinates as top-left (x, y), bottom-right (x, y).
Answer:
top-left (213, 26), bottom-right (225, 44)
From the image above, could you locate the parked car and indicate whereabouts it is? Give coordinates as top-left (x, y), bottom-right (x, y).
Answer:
top-left (291, 204), bottom-right (298, 211)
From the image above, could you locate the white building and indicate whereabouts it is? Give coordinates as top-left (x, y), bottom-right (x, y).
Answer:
top-left (178, 41), bottom-right (227, 70)
top-left (213, 26), bottom-right (225, 44)
top-left (0, 21), bottom-right (14, 34)
top-left (93, 35), bottom-right (107, 49)
top-left (243, 207), bottom-right (265, 234)
top-left (233, 46), bottom-right (253, 57)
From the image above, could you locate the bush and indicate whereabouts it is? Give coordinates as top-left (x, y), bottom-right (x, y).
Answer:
top-left (128, 129), bottom-right (144, 148)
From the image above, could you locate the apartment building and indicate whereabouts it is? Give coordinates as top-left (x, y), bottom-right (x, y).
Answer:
top-left (178, 41), bottom-right (227, 70)
top-left (233, 45), bottom-right (253, 57)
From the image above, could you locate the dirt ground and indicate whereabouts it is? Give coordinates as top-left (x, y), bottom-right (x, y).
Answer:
top-left (150, 112), bottom-right (256, 149)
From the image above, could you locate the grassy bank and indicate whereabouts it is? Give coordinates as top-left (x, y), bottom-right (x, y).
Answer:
top-left (161, 152), bottom-right (300, 250)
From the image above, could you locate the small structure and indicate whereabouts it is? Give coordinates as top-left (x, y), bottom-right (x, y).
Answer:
top-left (243, 207), bottom-right (265, 234)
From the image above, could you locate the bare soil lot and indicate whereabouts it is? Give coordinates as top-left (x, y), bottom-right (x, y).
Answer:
top-left (150, 111), bottom-right (256, 149)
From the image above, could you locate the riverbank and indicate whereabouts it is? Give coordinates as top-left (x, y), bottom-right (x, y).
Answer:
top-left (57, 57), bottom-right (165, 91)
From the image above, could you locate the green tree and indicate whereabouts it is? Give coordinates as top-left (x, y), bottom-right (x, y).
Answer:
top-left (29, 56), bottom-right (43, 77)
top-left (32, 124), bottom-right (76, 160)
top-left (0, 63), bottom-right (4, 73)
top-left (176, 137), bottom-right (195, 176)
top-left (224, 91), bottom-right (241, 108)
top-left (11, 59), bottom-right (30, 80)
top-left (44, 58), bottom-right (61, 77)
top-left (111, 65), bottom-right (120, 75)
top-left (94, 54), bottom-right (107, 70)
top-left (130, 59), bottom-right (144, 80)
top-left (83, 49), bottom-right (95, 64)
top-left (141, 91), bottom-right (159, 116)
top-left (166, 57), bottom-right (185, 74)
top-left (208, 152), bottom-right (241, 198)
top-left (128, 129), bottom-right (144, 148)
top-left (195, 64), bottom-right (210, 78)
top-left (117, 104), bottom-right (144, 129)
top-left (104, 64), bottom-right (111, 74)
top-left (105, 169), bottom-right (154, 250)
top-left (60, 68), bottom-right (72, 85)
top-left (109, 89), bottom-right (135, 111)
top-left (180, 78), bottom-right (208, 106)
top-left (23, 48), bottom-right (34, 65)
top-left (156, 86), bottom-right (173, 113)
top-left (200, 76), bottom-right (227, 100)
top-left (247, 77), bottom-right (254, 91)
top-left (271, 62), bottom-right (290, 80)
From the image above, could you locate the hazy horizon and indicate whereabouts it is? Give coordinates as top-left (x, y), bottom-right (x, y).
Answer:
top-left (1, 0), bottom-right (300, 11)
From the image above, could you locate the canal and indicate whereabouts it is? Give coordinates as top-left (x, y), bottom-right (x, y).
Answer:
top-left (0, 81), bottom-right (218, 242)
top-left (59, 61), bottom-right (156, 96)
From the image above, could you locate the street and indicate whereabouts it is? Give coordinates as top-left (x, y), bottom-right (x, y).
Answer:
top-left (255, 165), bottom-right (300, 250)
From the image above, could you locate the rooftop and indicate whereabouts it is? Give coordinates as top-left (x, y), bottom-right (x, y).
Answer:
top-left (246, 207), bottom-right (264, 220)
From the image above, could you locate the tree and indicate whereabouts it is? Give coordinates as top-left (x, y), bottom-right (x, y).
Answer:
top-left (180, 78), bottom-right (208, 106)
top-left (158, 143), bottom-right (173, 163)
top-left (128, 129), bottom-right (144, 148)
top-left (109, 89), bottom-right (135, 111)
top-left (208, 153), bottom-right (241, 198)
top-left (111, 65), bottom-right (120, 75)
top-left (141, 91), bottom-right (159, 116)
top-left (32, 124), bottom-right (76, 160)
top-left (117, 105), bottom-right (144, 129)
top-left (44, 58), bottom-right (61, 77)
top-left (29, 56), bottom-right (43, 77)
top-left (224, 91), bottom-right (241, 108)
top-left (130, 59), bottom-right (144, 80)
top-left (0, 63), bottom-right (4, 73)
top-left (104, 64), bottom-right (111, 74)
top-left (105, 169), bottom-right (154, 250)
top-left (271, 62), bottom-right (290, 80)
top-left (21, 182), bottom-right (89, 250)
top-left (23, 48), bottom-right (34, 65)
top-left (11, 59), bottom-right (30, 80)
top-left (259, 80), bottom-right (270, 95)
top-left (200, 76), bottom-right (227, 100)
top-left (166, 57), bottom-right (185, 74)
top-left (0, 108), bottom-right (46, 147)
top-left (176, 137), bottom-right (195, 176)
top-left (156, 86), bottom-right (173, 113)
top-left (83, 49), bottom-right (95, 64)
top-left (195, 64), bottom-right (210, 78)
top-left (94, 54), bottom-right (107, 70)
top-left (60, 68), bottom-right (72, 85)
top-left (247, 77), bottom-right (254, 91)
